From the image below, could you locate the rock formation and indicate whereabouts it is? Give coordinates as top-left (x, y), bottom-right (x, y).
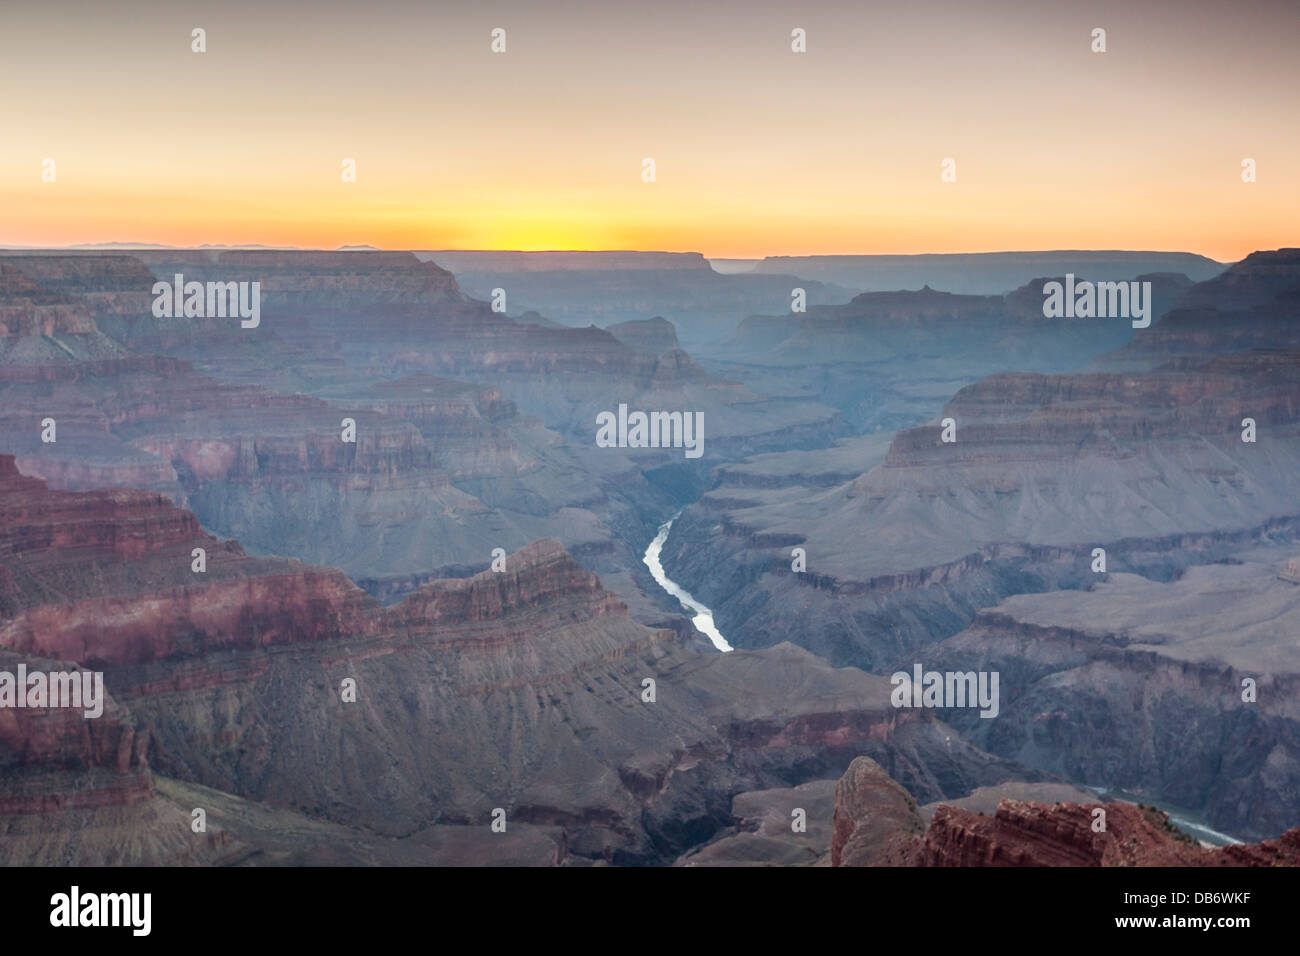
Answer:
top-left (0, 454), bottom-right (1034, 865)
top-left (831, 757), bottom-right (1300, 867)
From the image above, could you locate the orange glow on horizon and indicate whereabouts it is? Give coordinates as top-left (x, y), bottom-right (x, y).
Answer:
top-left (2, 0), bottom-right (1294, 264)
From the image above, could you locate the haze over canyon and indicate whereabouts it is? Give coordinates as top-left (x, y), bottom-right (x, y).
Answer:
top-left (1, 243), bottom-right (1298, 868)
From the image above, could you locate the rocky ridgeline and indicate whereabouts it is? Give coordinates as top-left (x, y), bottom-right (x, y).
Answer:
top-left (0, 258), bottom-right (620, 586)
top-left (724, 274), bottom-right (1191, 367)
top-left (663, 253), bottom-right (1300, 670)
top-left (920, 554), bottom-right (1300, 841)
top-left (747, 250), bottom-right (1224, 295)
top-left (605, 316), bottom-right (681, 354)
top-left (0, 263), bottom-right (98, 338)
top-left (0, 249), bottom-right (843, 455)
top-left (1, 254), bottom-right (157, 319)
top-left (136, 250), bottom-right (471, 311)
top-left (1096, 249), bottom-right (1300, 369)
top-left (415, 250), bottom-right (850, 350)
top-left (831, 757), bottom-right (1300, 867)
top-left (4, 245), bottom-right (1297, 866)
top-left (1172, 248), bottom-right (1300, 313)
top-left (0, 263), bottom-right (124, 367)
top-left (0, 456), bottom-right (1033, 864)
top-left (710, 271), bottom-right (1194, 438)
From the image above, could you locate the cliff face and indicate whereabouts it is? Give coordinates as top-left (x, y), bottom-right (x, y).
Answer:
top-left (0, 251), bottom-right (842, 610)
top-left (135, 250), bottom-right (470, 312)
top-left (0, 256), bottom-right (635, 588)
top-left (921, 551), bottom-right (1300, 841)
top-left (922, 801), bottom-right (1227, 867)
top-left (0, 347), bottom-right (493, 577)
top-left (830, 756), bottom-right (925, 866)
top-left (0, 456), bottom-right (1029, 865)
top-left (1170, 248), bottom-right (1300, 313)
top-left (0, 262), bottom-right (125, 366)
top-left (1096, 249), bottom-right (1300, 369)
top-left (415, 249), bottom-right (851, 351)
top-left (921, 799), bottom-right (1300, 867)
top-left (0, 647), bottom-right (149, 811)
top-left (663, 342), bottom-right (1300, 669)
top-left (0, 263), bottom-right (98, 337)
top-left (830, 757), bottom-right (1300, 867)
top-left (0, 462), bottom-right (163, 818)
top-left (605, 316), bottom-right (681, 354)
top-left (713, 266), bottom-right (1191, 438)
top-left (2, 254), bottom-right (156, 318)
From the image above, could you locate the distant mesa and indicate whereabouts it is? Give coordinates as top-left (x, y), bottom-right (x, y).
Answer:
top-left (604, 316), bottom-right (680, 353)
top-left (750, 250), bottom-right (1227, 295)
top-left (418, 250), bottom-right (711, 273)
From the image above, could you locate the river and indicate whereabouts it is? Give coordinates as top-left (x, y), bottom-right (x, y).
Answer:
top-left (643, 512), bottom-right (733, 652)
top-left (644, 515), bottom-right (1247, 843)
top-left (1085, 785), bottom-right (1243, 847)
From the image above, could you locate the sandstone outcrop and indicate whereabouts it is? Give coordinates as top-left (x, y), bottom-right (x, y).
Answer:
top-left (830, 757), bottom-right (1300, 867)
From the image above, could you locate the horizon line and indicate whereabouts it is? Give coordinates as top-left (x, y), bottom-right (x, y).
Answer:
top-left (0, 243), bottom-right (1243, 264)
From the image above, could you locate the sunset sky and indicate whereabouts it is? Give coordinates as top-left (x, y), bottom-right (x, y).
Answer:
top-left (1, 0), bottom-right (1295, 260)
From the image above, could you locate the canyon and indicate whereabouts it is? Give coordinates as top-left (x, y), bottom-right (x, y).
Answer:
top-left (658, 249), bottom-right (1300, 841)
top-left (0, 452), bottom-right (1040, 865)
top-left (2, 244), bottom-right (1297, 864)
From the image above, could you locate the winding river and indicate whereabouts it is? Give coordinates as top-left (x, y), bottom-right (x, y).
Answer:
top-left (643, 512), bottom-right (733, 652)
top-left (1086, 786), bottom-right (1242, 847)
top-left (642, 519), bottom-right (1250, 843)
top-left (642, 517), bottom-right (1250, 843)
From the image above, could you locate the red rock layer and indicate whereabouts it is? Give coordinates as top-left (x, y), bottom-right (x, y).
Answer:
top-left (2, 254), bottom-right (156, 317)
top-left (830, 756), bottom-right (925, 867)
top-left (831, 757), bottom-right (1300, 867)
top-left (0, 263), bottom-right (97, 337)
top-left (0, 456), bottom-right (199, 562)
top-left (885, 350), bottom-right (1300, 469)
top-left (921, 800), bottom-right (1300, 867)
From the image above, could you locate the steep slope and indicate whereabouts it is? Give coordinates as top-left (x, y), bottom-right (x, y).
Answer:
top-left (0, 254), bottom-right (728, 614)
top-left (417, 249), bottom-right (855, 349)
top-left (830, 757), bottom-right (1300, 867)
top-left (0, 456), bottom-right (1031, 865)
top-left (665, 348), bottom-right (1300, 668)
top-left (919, 547), bottom-right (1300, 840)
top-left (714, 274), bottom-right (1189, 431)
top-left (1096, 249), bottom-right (1300, 370)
